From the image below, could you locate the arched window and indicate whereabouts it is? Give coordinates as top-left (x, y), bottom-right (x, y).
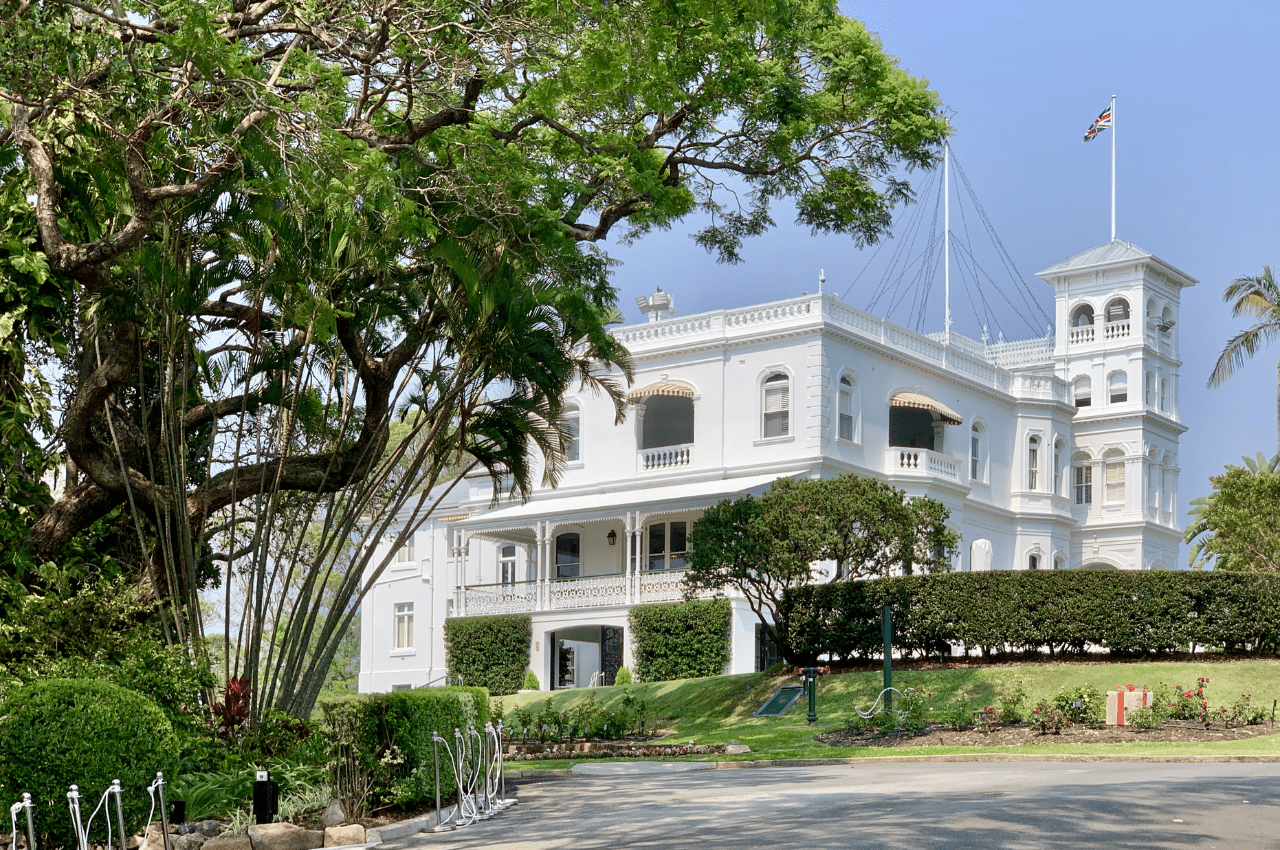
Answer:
top-left (1146, 298), bottom-right (1157, 319)
top-left (1028, 553), bottom-right (1040, 570)
top-left (1103, 450), bottom-right (1125, 504)
top-left (1073, 376), bottom-right (1092, 408)
top-left (564, 404), bottom-right (581, 462)
top-left (1161, 305), bottom-right (1174, 329)
top-left (970, 539), bottom-right (993, 572)
top-left (1071, 304), bottom-right (1095, 327)
top-left (837, 375), bottom-right (858, 442)
top-left (641, 395), bottom-right (694, 448)
top-left (762, 373), bottom-right (790, 438)
top-left (1105, 297), bottom-right (1130, 322)
top-left (1108, 371), bottom-right (1128, 404)
top-left (555, 532), bottom-right (581, 579)
top-left (1073, 453), bottom-right (1093, 505)
top-left (500, 544), bottom-right (517, 585)
top-left (1027, 435), bottom-right (1041, 490)
top-left (970, 423), bottom-right (983, 482)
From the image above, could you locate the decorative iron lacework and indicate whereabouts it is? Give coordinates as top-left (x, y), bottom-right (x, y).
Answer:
top-left (548, 574), bottom-right (627, 610)
top-left (465, 582), bottom-right (538, 616)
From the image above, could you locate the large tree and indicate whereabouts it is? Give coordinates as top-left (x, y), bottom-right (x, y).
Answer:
top-left (1186, 452), bottom-right (1280, 572)
top-left (1, 0), bottom-right (947, 714)
top-left (1208, 265), bottom-right (1280, 453)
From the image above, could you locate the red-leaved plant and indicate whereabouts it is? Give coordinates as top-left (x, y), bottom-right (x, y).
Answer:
top-left (211, 675), bottom-right (253, 739)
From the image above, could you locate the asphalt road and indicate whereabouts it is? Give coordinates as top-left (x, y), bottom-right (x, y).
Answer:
top-left (386, 761), bottom-right (1280, 850)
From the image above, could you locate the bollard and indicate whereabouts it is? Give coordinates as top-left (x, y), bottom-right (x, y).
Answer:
top-left (109, 781), bottom-right (127, 850)
top-left (252, 771), bottom-right (278, 825)
top-left (882, 605), bottom-right (893, 713)
top-left (23, 793), bottom-right (37, 850)
top-left (67, 786), bottom-right (87, 850)
top-left (427, 732), bottom-right (457, 832)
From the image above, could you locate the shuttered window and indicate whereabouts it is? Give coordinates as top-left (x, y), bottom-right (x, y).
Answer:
top-left (763, 374), bottom-right (790, 438)
top-left (1105, 460), bottom-right (1125, 503)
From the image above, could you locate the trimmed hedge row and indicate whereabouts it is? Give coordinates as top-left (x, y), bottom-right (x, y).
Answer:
top-left (629, 598), bottom-right (731, 682)
top-left (443, 614), bottom-right (531, 696)
top-left (320, 685), bottom-right (489, 811)
top-left (777, 571), bottom-right (1280, 664)
top-left (0, 679), bottom-right (180, 850)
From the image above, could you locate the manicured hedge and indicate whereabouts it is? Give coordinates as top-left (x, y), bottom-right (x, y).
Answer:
top-left (444, 614), bottom-right (531, 696)
top-left (0, 678), bottom-right (180, 850)
top-left (777, 571), bottom-right (1280, 664)
top-left (320, 685), bottom-right (490, 811)
top-left (629, 598), bottom-right (731, 682)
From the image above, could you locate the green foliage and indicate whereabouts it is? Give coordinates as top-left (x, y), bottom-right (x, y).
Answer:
top-left (318, 686), bottom-right (489, 816)
top-left (1126, 707), bottom-right (1161, 731)
top-left (1208, 266), bottom-right (1280, 452)
top-left (1052, 685), bottom-right (1105, 727)
top-left (685, 475), bottom-right (957, 639)
top-left (777, 570), bottom-right (1280, 664)
top-left (444, 615), bottom-right (531, 696)
top-left (1167, 678), bottom-right (1210, 723)
top-left (997, 687), bottom-right (1027, 726)
top-left (0, 679), bottom-right (179, 850)
top-left (168, 762), bottom-right (327, 821)
top-left (613, 666), bottom-right (633, 686)
top-left (1186, 454), bottom-right (1280, 571)
top-left (629, 599), bottom-right (732, 683)
top-left (523, 670), bottom-right (540, 691)
top-left (1031, 699), bottom-right (1069, 734)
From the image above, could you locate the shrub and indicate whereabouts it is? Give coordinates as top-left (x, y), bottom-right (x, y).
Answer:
top-left (629, 598), bottom-right (731, 683)
top-left (613, 666), bottom-right (632, 686)
top-left (1052, 685), bottom-right (1105, 727)
top-left (319, 685), bottom-right (489, 816)
top-left (1126, 707), bottom-right (1161, 731)
top-left (998, 687), bottom-right (1027, 725)
top-left (1031, 699), bottom-right (1068, 734)
top-left (444, 615), bottom-right (531, 696)
top-left (522, 670), bottom-right (540, 691)
top-left (1167, 678), bottom-right (1210, 723)
top-left (0, 678), bottom-right (180, 850)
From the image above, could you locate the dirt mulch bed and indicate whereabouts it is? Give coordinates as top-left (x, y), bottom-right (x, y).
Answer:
top-left (817, 723), bottom-right (1280, 748)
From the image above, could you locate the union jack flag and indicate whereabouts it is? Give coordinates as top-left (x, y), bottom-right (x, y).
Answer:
top-left (1083, 103), bottom-right (1113, 142)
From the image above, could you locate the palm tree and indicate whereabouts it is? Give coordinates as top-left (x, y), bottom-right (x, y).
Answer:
top-left (1208, 266), bottom-right (1280, 453)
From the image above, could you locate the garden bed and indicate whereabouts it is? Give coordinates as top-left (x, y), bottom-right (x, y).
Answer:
top-left (817, 722), bottom-right (1280, 748)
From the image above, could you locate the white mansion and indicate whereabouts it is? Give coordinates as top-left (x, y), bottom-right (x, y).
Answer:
top-left (358, 238), bottom-right (1192, 693)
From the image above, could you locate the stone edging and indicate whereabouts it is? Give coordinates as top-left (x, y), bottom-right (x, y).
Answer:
top-left (711, 753), bottom-right (1280, 767)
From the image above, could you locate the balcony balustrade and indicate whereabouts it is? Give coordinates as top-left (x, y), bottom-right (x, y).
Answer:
top-left (638, 443), bottom-right (692, 471)
top-left (886, 447), bottom-right (962, 483)
top-left (455, 568), bottom-right (713, 616)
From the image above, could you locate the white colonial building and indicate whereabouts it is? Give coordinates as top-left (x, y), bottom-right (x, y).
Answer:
top-left (359, 238), bottom-right (1192, 693)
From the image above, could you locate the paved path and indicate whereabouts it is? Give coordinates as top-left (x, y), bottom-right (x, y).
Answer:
top-left (386, 761), bottom-right (1280, 849)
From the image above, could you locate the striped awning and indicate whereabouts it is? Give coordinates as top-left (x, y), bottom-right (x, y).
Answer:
top-left (890, 392), bottom-right (963, 425)
top-left (627, 380), bottom-right (695, 403)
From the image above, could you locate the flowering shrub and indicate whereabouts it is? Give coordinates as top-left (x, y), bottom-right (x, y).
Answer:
top-left (1222, 693), bottom-right (1267, 726)
top-left (998, 688), bottom-right (1027, 725)
top-left (1052, 685), bottom-right (1105, 727)
top-left (1032, 700), bottom-right (1070, 734)
top-left (975, 705), bottom-right (1001, 733)
top-left (1168, 678), bottom-right (1210, 723)
top-left (1125, 706), bottom-right (1161, 731)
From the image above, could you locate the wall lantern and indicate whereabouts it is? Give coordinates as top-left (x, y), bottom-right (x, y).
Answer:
top-left (607, 530), bottom-right (617, 546)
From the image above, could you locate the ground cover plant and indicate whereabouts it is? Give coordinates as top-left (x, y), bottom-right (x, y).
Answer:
top-left (503, 659), bottom-right (1280, 768)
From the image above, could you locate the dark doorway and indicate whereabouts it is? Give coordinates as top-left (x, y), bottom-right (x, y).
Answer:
top-left (889, 407), bottom-right (935, 450)
top-left (642, 396), bottom-right (695, 448)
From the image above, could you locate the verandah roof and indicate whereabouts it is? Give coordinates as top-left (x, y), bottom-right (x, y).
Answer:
top-left (890, 392), bottom-right (963, 425)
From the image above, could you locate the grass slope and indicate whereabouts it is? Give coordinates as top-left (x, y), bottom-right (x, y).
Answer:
top-left (499, 659), bottom-right (1280, 766)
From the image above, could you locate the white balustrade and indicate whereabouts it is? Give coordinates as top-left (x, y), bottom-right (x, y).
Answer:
top-left (638, 443), bottom-right (692, 471)
top-left (1069, 326), bottom-right (1095, 345)
top-left (548, 573), bottom-right (628, 610)
top-left (1104, 320), bottom-right (1130, 340)
top-left (462, 582), bottom-right (539, 616)
top-left (886, 448), bottom-right (962, 483)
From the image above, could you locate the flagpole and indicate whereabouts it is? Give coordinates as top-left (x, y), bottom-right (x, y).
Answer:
top-left (1110, 94), bottom-right (1116, 241)
top-left (944, 138), bottom-right (951, 335)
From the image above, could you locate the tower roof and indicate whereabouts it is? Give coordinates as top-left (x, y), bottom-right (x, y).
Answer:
top-left (1037, 239), bottom-right (1197, 286)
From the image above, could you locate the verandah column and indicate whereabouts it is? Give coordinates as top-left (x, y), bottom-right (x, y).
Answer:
top-left (624, 512), bottom-right (635, 605)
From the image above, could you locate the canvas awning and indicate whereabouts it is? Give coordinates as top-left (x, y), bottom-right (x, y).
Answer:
top-left (627, 380), bottom-right (695, 403)
top-left (890, 392), bottom-right (963, 425)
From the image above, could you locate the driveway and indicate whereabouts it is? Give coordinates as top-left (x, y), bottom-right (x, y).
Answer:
top-left (385, 761), bottom-right (1280, 849)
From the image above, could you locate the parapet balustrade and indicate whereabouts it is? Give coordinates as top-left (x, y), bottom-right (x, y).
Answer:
top-left (638, 443), bottom-right (692, 471)
top-left (886, 447), bottom-right (962, 483)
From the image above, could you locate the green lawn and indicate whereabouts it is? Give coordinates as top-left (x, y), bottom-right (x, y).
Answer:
top-left (499, 658), bottom-right (1280, 768)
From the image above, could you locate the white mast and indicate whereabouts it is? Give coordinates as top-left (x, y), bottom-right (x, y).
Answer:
top-left (1110, 94), bottom-right (1116, 241)
top-left (944, 139), bottom-right (951, 335)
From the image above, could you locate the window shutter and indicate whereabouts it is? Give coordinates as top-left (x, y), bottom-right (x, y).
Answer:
top-left (764, 385), bottom-right (788, 412)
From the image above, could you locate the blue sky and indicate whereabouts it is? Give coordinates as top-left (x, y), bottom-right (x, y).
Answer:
top-left (603, 1), bottom-right (1280, 564)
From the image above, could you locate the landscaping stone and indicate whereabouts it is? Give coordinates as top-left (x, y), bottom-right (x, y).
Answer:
top-left (246, 823), bottom-right (324, 850)
top-left (322, 825), bottom-right (365, 847)
top-left (174, 832), bottom-right (209, 850)
top-left (203, 837), bottom-right (252, 850)
top-left (723, 743), bottom-right (752, 754)
top-left (318, 801), bottom-right (346, 829)
top-left (196, 822), bottom-right (223, 838)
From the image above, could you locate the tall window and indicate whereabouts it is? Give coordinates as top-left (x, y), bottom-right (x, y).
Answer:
top-left (1074, 376), bottom-right (1091, 408)
top-left (763, 373), bottom-right (790, 438)
top-left (1159, 378), bottom-right (1168, 411)
top-left (838, 376), bottom-right (855, 441)
top-left (1145, 372), bottom-right (1154, 405)
top-left (1054, 439), bottom-right (1064, 495)
top-left (970, 424), bottom-right (981, 481)
top-left (1108, 371), bottom-right (1127, 404)
top-left (394, 602), bottom-right (414, 650)
top-left (1027, 435), bottom-right (1040, 490)
top-left (1074, 460), bottom-right (1092, 505)
top-left (1104, 451), bottom-right (1125, 504)
top-left (500, 544), bottom-right (517, 585)
top-left (647, 521), bottom-right (687, 571)
top-left (555, 532), bottom-right (581, 578)
top-left (395, 541), bottom-right (415, 564)
top-left (564, 408), bottom-right (580, 462)
top-left (1028, 554), bottom-right (1040, 570)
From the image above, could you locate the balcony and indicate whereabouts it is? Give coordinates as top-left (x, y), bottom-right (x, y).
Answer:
top-left (886, 448), bottom-right (962, 483)
top-left (638, 443), bottom-right (692, 472)
top-left (456, 569), bottom-right (710, 616)
top-left (1068, 321), bottom-right (1131, 346)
